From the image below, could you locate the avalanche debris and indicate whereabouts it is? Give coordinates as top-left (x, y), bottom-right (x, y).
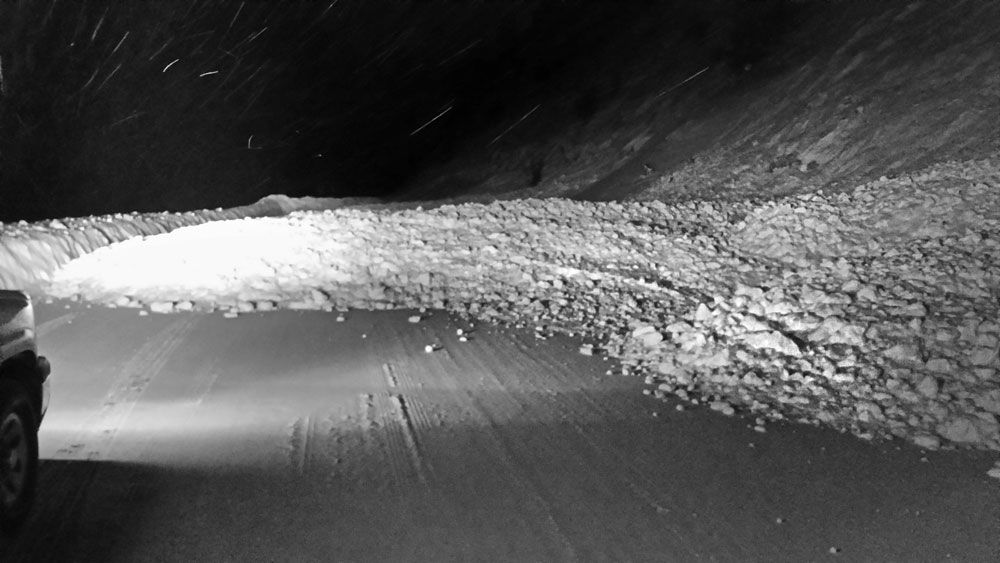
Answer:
top-left (42, 157), bottom-right (1000, 452)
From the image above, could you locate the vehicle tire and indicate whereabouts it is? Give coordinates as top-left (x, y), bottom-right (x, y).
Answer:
top-left (0, 379), bottom-right (39, 535)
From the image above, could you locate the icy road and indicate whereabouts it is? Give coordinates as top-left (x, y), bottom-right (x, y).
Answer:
top-left (1, 302), bottom-right (997, 562)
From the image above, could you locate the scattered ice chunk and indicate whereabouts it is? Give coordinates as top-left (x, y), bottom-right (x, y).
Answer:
top-left (912, 433), bottom-right (941, 450)
top-left (740, 315), bottom-right (771, 332)
top-left (741, 331), bottom-right (802, 357)
top-left (709, 400), bottom-right (736, 416)
top-left (882, 344), bottom-right (923, 366)
top-left (856, 286), bottom-right (877, 301)
top-left (970, 347), bottom-right (998, 367)
top-left (938, 417), bottom-right (982, 444)
top-left (149, 301), bottom-right (175, 314)
top-left (631, 325), bottom-right (664, 347)
top-left (988, 462), bottom-right (1000, 480)
top-left (915, 375), bottom-right (939, 398)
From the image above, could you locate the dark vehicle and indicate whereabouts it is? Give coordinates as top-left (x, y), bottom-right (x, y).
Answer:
top-left (0, 290), bottom-right (51, 534)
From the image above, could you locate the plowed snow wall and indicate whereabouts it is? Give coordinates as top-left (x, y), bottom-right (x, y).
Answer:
top-left (0, 196), bottom-right (292, 292)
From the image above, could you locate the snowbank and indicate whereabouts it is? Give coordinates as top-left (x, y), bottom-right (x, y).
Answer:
top-left (0, 195), bottom-right (382, 292)
top-left (42, 157), bottom-right (1000, 452)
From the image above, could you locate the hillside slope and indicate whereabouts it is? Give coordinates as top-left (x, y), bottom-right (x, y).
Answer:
top-left (399, 0), bottom-right (999, 203)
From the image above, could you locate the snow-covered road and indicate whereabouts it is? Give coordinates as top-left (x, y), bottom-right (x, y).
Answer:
top-left (42, 158), bottom-right (1000, 454)
top-left (4, 303), bottom-right (996, 562)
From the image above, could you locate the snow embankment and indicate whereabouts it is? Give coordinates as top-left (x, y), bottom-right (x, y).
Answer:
top-left (0, 195), bottom-right (383, 291)
top-left (42, 157), bottom-right (1000, 453)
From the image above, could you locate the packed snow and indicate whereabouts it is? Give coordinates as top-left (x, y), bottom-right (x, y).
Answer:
top-left (32, 157), bottom-right (1000, 457)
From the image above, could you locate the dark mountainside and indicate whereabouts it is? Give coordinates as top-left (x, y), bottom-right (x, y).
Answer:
top-left (0, 0), bottom-right (997, 221)
top-left (403, 0), bottom-right (1000, 204)
top-left (0, 0), bottom-right (616, 220)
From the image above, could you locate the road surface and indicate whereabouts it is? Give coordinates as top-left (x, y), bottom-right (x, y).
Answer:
top-left (1, 301), bottom-right (997, 562)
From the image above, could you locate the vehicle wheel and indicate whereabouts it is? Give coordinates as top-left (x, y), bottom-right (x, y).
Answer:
top-left (0, 379), bottom-right (38, 534)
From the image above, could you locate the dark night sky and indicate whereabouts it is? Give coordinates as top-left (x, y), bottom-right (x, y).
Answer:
top-left (0, 0), bottom-right (794, 221)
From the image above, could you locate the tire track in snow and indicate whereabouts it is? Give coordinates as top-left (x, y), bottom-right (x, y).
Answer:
top-left (388, 393), bottom-right (428, 485)
top-left (376, 361), bottom-right (417, 485)
top-left (180, 353), bottom-right (223, 407)
top-left (288, 415), bottom-right (312, 476)
top-left (359, 391), bottom-right (375, 432)
top-left (444, 324), bottom-right (721, 562)
top-left (381, 362), bottom-right (438, 483)
top-left (291, 411), bottom-right (367, 479)
top-left (189, 368), bottom-right (220, 406)
top-left (315, 392), bottom-right (379, 486)
top-left (360, 359), bottom-right (435, 488)
top-left (353, 391), bottom-right (385, 486)
top-left (371, 390), bottom-right (419, 488)
top-left (383, 362), bottom-right (399, 388)
top-left (53, 315), bottom-right (197, 461)
top-left (376, 318), bottom-right (582, 563)
top-left (326, 338), bottom-right (436, 491)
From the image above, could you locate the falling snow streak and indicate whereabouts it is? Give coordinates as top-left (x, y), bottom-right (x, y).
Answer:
top-left (110, 31), bottom-right (129, 56)
top-left (438, 39), bottom-right (481, 66)
top-left (79, 66), bottom-right (101, 91)
top-left (108, 112), bottom-right (144, 129)
top-left (198, 61), bottom-right (241, 109)
top-left (95, 63), bottom-right (121, 93)
top-left (657, 66), bottom-right (710, 98)
top-left (147, 38), bottom-right (172, 61)
top-left (39, 0), bottom-right (57, 29)
top-left (228, 1), bottom-right (244, 30)
top-left (223, 62), bottom-right (267, 102)
top-left (0, 0), bottom-right (639, 222)
top-left (317, 0), bottom-right (340, 21)
top-left (410, 105), bottom-right (454, 136)
top-left (90, 7), bottom-right (107, 41)
top-left (489, 104), bottom-right (541, 146)
top-left (246, 26), bottom-right (267, 44)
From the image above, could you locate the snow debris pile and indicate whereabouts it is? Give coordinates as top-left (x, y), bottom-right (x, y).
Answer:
top-left (45, 158), bottom-right (1000, 451)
